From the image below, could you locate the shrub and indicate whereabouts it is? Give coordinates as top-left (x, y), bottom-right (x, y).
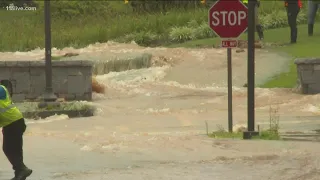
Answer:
top-left (187, 20), bottom-right (199, 28)
top-left (169, 26), bottom-right (196, 43)
top-left (192, 22), bottom-right (216, 39)
top-left (165, 8), bottom-right (308, 44)
top-left (130, 31), bottom-right (159, 45)
top-left (260, 9), bottom-right (307, 30)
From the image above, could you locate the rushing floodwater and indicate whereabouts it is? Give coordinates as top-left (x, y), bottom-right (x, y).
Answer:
top-left (1, 42), bottom-right (320, 179)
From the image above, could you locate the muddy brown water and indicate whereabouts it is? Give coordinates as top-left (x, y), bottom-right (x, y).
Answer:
top-left (1, 42), bottom-right (320, 179)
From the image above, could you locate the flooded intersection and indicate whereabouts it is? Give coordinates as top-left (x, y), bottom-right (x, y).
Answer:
top-left (1, 43), bottom-right (320, 179)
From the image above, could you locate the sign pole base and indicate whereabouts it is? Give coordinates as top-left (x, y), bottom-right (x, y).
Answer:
top-left (243, 131), bottom-right (259, 139)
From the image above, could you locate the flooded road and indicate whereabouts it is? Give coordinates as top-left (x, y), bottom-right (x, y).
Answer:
top-left (1, 42), bottom-right (320, 179)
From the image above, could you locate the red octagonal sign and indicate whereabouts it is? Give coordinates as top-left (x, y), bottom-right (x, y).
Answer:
top-left (208, 0), bottom-right (248, 39)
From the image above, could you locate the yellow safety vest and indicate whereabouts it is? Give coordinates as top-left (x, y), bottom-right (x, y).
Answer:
top-left (0, 85), bottom-right (23, 127)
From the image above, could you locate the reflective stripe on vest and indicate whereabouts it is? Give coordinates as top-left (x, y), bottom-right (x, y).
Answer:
top-left (0, 104), bottom-right (15, 114)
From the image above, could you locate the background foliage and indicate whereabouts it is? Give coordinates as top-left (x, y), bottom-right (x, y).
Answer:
top-left (0, 0), bottom-right (316, 51)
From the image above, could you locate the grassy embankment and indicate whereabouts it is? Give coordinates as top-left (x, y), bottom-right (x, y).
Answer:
top-left (0, 1), bottom-right (305, 51)
top-left (169, 24), bottom-right (320, 88)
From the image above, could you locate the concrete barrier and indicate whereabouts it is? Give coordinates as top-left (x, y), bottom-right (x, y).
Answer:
top-left (295, 58), bottom-right (320, 94)
top-left (0, 60), bottom-right (93, 102)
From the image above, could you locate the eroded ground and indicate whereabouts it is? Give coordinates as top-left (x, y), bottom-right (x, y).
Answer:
top-left (1, 43), bottom-right (320, 179)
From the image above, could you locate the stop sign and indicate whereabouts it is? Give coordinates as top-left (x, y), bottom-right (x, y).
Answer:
top-left (208, 0), bottom-right (248, 38)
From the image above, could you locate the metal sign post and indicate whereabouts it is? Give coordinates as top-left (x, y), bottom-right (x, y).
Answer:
top-left (243, 0), bottom-right (258, 139)
top-left (43, 1), bottom-right (57, 102)
top-left (227, 48), bottom-right (233, 132)
top-left (208, 0), bottom-right (248, 133)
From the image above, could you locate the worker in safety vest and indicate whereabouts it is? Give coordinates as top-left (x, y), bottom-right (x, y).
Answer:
top-left (285, 0), bottom-right (303, 43)
top-left (0, 84), bottom-right (32, 180)
top-left (308, 0), bottom-right (320, 36)
top-left (242, 0), bottom-right (264, 40)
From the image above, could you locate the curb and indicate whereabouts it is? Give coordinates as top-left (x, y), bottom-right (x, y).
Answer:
top-left (280, 132), bottom-right (320, 142)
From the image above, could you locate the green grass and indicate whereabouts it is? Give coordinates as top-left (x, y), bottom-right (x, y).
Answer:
top-left (256, 130), bottom-right (280, 140)
top-left (209, 130), bottom-right (280, 140)
top-left (0, 1), bottom-right (312, 51)
top-left (0, 6), bottom-right (211, 51)
top-left (260, 25), bottom-right (320, 88)
top-left (209, 131), bottom-right (243, 139)
top-left (168, 24), bottom-right (320, 88)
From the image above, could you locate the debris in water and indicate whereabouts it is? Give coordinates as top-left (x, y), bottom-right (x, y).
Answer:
top-left (92, 76), bottom-right (105, 94)
top-left (80, 145), bottom-right (92, 151)
top-left (101, 144), bottom-right (121, 152)
top-left (236, 49), bottom-right (245, 53)
top-left (63, 52), bottom-right (79, 57)
top-left (233, 124), bottom-right (247, 132)
top-left (302, 104), bottom-right (320, 114)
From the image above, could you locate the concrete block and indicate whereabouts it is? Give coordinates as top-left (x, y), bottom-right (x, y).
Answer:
top-left (300, 70), bottom-right (315, 84)
top-left (296, 58), bottom-right (320, 94)
top-left (0, 60), bottom-right (93, 101)
top-left (25, 93), bottom-right (40, 100)
top-left (29, 61), bottom-right (45, 67)
top-left (300, 84), bottom-right (308, 94)
top-left (10, 67), bottom-right (29, 74)
top-left (52, 68), bottom-right (68, 77)
top-left (16, 61), bottom-right (30, 67)
top-left (306, 84), bottom-right (320, 94)
top-left (5, 61), bottom-right (18, 67)
top-left (12, 94), bottom-right (25, 102)
top-left (58, 94), bottom-right (76, 101)
top-left (9, 79), bottom-right (17, 92)
top-left (0, 68), bottom-right (11, 79)
top-left (30, 68), bottom-right (45, 76)
top-left (52, 77), bottom-right (68, 94)
top-left (312, 70), bottom-right (320, 80)
top-left (299, 65), bottom-right (314, 71)
top-left (68, 68), bottom-right (83, 76)
top-left (83, 76), bottom-right (92, 93)
top-left (30, 75), bottom-right (45, 95)
top-left (53, 60), bottom-right (83, 67)
top-left (11, 72), bottom-right (30, 94)
top-left (314, 65), bottom-right (320, 71)
top-left (52, 68), bottom-right (68, 94)
top-left (67, 76), bottom-right (85, 94)
top-left (74, 92), bottom-right (92, 101)
top-left (295, 58), bottom-right (320, 65)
